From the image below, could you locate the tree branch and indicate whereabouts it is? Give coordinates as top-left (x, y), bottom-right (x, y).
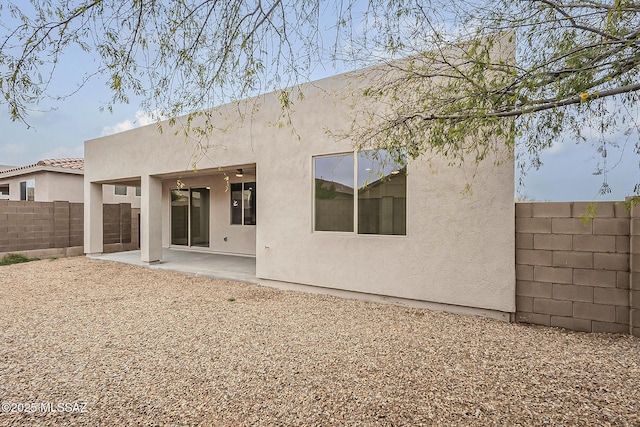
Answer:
top-left (394, 82), bottom-right (640, 123)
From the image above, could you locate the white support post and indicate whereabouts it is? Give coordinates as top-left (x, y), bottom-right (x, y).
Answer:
top-left (141, 174), bottom-right (163, 263)
top-left (84, 181), bottom-right (103, 256)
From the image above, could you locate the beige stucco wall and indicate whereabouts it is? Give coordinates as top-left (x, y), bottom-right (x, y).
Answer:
top-left (252, 78), bottom-right (515, 313)
top-left (42, 172), bottom-right (84, 203)
top-left (0, 171), bottom-right (141, 207)
top-left (84, 101), bottom-right (259, 183)
top-left (85, 54), bottom-right (515, 313)
top-left (0, 172), bottom-right (84, 202)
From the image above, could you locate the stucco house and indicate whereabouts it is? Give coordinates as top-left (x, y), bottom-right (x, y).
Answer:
top-left (0, 158), bottom-right (140, 207)
top-left (84, 54), bottom-right (516, 320)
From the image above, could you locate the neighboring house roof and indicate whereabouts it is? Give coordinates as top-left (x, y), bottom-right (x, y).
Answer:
top-left (0, 158), bottom-right (84, 179)
top-left (315, 178), bottom-right (354, 196)
top-left (38, 158), bottom-right (84, 170)
top-left (358, 166), bottom-right (407, 194)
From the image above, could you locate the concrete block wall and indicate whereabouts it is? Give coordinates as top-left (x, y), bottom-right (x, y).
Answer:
top-left (103, 204), bottom-right (124, 245)
top-left (132, 208), bottom-right (140, 249)
top-left (103, 208), bottom-right (139, 253)
top-left (0, 200), bottom-right (135, 259)
top-left (0, 201), bottom-right (54, 253)
top-left (516, 201), bottom-right (637, 336)
top-left (69, 203), bottom-right (84, 247)
top-left (631, 204), bottom-right (640, 337)
top-left (54, 201), bottom-right (70, 248)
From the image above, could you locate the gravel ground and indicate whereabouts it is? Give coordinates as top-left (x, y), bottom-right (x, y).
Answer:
top-left (0, 257), bottom-right (639, 426)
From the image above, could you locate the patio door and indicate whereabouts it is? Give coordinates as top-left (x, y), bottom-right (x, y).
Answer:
top-left (190, 188), bottom-right (210, 247)
top-left (170, 187), bottom-right (210, 247)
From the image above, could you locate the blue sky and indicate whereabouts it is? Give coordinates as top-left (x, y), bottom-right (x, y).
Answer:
top-left (0, 4), bottom-right (637, 202)
top-left (517, 132), bottom-right (637, 201)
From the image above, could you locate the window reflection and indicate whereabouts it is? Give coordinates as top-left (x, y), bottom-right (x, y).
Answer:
top-left (243, 183), bottom-right (256, 225)
top-left (314, 154), bottom-right (354, 232)
top-left (358, 150), bottom-right (406, 235)
top-left (170, 189), bottom-right (189, 245)
top-left (190, 188), bottom-right (210, 247)
top-left (231, 182), bottom-right (256, 225)
top-left (231, 183), bottom-right (243, 224)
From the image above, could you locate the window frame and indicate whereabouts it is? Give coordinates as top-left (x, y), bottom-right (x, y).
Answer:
top-left (230, 181), bottom-right (256, 226)
top-left (312, 152), bottom-right (356, 233)
top-left (19, 179), bottom-right (35, 201)
top-left (312, 150), bottom-right (407, 236)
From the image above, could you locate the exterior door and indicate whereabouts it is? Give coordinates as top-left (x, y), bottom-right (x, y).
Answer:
top-left (190, 188), bottom-right (210, 247)
top-left (170, 189), bottom-right (189, 245)
top-left (170, 187), bottom-right (210, 247)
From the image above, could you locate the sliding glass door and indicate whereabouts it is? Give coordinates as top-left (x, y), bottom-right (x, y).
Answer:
top-left (190, 188), bottom-right (210, 247)
top-left (170, 187), bottom-right (210, 247)
top-left (171, 189), bottom-right (189, 245)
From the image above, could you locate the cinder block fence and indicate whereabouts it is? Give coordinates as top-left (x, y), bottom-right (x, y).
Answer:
top-left (0, 200), bottom-right (139, 259)
top-left (516, 201), bottom-right (639, 337)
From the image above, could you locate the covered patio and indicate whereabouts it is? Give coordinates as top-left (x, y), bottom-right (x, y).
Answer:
top-left (92, 248), bottom-right (257, 284)
top-left (84, 163), bottom-right (257, 265)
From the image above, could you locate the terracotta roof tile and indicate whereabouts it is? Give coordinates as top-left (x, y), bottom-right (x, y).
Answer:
top-left (0, 158), bottom-right (84, 174)
top-left (36, 158), bottom-right (84, 170)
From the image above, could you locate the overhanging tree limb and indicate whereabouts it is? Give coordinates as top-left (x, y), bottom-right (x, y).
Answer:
top-left (389, 82), bottom-right (640, 123)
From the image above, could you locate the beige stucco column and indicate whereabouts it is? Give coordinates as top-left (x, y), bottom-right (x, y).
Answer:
top-left (141, 174), bottom-right (162, 263)
top-left (84, 181), bottom-right (103, 256)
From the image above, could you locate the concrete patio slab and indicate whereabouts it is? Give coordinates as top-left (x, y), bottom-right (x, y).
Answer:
top-left (91, 248), bottom-right (257, 284)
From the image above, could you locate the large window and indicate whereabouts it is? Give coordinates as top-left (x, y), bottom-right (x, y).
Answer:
top-left (314, 150), bottom-right (406, 235)
top-left (231, 182), bottom-right (256, 225)
top-left (20, 180), bottom-right (35, 201)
